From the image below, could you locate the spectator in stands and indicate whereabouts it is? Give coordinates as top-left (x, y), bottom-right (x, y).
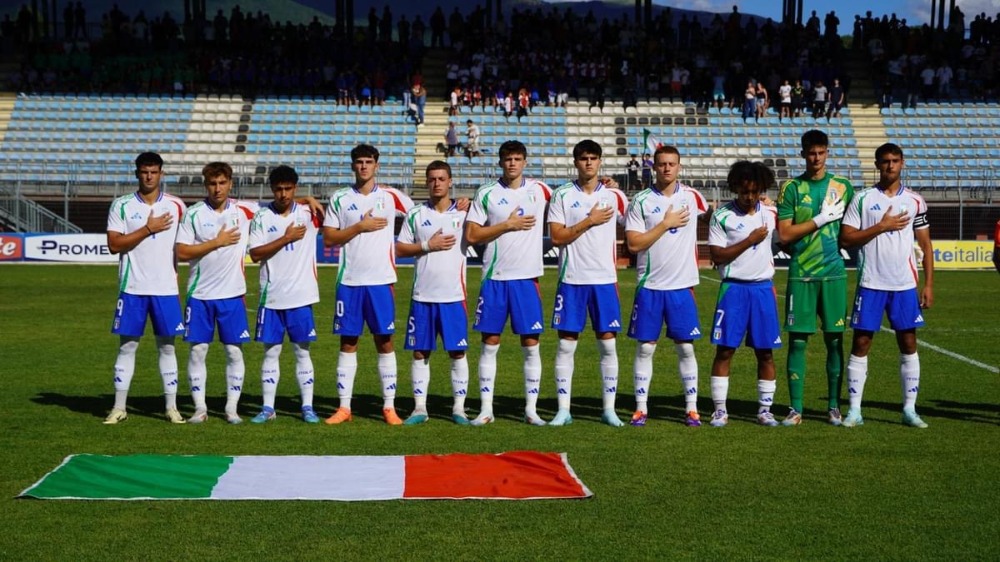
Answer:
top-left (756, 82), bottom-right (769, 120)
top-left (936, 62), bottom-right (953, 100)
top-left (626, 154), bottom-right (640, 190)
top-left (449, 86), bottom-right (460, 116)
top-left (103, 152), bottom-right (186, 425)
top-left (919, 64), bottom-right (936, 102)
top-left (827, 78), bottom-right (845, 119)
top-left (811, 80), bottom-right (828, 119)
top-left (445, 122), bottom-right (459, 157)
top-left (743, 80), bottom-right (757, 123)
top-left (779, 79), bottom-right (792, 121)
top-left (412, 81), bottom-right (427, 125)
top-left (466, 119), bottom-right (481, 158)
top-left (641, 153), bottom-right (653, 188)
top-left (791, 79), bottom-right (805, 117)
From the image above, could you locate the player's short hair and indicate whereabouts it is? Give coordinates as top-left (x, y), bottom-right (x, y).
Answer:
top-left (573, 139), bottom-right (602, 160)
top-left (269, 165), bottom-right (298, 186)
top-left (653, 145), bottom-right (681, 161)
top-left (202, 161), bottom-right (232, 181)
top-left (135, 152), bottom-right (163, 170)
top-left (351, 143), bottom-right (380, 162)
top-left (875, 142), bottom-right (904, 161)
top-left (498, 140), bottom-right (528, 160)
top-left (727, 160), bottom-right (776, 193)
top-left (801, 129), bottom-right (829, 151)
top-left (426, 160), bottom-right (452, 178)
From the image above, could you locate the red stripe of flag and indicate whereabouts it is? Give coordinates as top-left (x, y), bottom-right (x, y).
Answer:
top-left (403, 451), bottom-right (592, 500)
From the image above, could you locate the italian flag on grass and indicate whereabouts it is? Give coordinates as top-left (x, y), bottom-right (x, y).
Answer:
top-left (19, 452), bottom-right (592, 501)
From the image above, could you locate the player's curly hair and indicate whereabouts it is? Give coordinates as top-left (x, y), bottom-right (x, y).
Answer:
top-left (727, 161), bottom-right (776, 193)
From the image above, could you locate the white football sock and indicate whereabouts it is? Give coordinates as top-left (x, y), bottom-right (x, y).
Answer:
top-left (675, 342), bottom-right (698, 412)
top-left (597, 338), bottom-right (619, 411)
top-left (757, 379), bottom-right (776, 413)
top-left (378, 351), bottom-right (397, 409)
top-left (261, 344), bottom-right (282, 409)
top-left (711, 375), bottom-right (729, 412)
top-left (522, 344), bottom-right (542, 414)
top-left (224, 344), bottom-right (244, 415)
top-left (188, 343), bottom-right (209, 412)
top-left (846, 354), bottom-right (868, 410)
top-left (112, 337), bottom-right (139, 410)
top-left (900, 352), bottom-right (920, 410)
top-left (336, 351), bottom-right (358, 410)
top-left (293, 342), bottom-right (314, 409)
top-left (633, 342), bottom-right (657, 413)
top-left (156, 336), bottom-right (178, 410)
top-left (554, 339), bottom-right (577, 411)
top-left (451, 355), bottom-right (469, 414)
top-left (477, 343), bottom-right (499, 413)
top-left (411, 356), bottom-right (431, 412)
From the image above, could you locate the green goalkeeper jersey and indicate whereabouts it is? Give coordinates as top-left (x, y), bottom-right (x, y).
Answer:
top-left (777, 171), bottom-right (854, 282)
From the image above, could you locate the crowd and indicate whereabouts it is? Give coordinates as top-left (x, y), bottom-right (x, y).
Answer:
top-left (102, 130), bottom-right (935, 431)
top-left (9, 2), bottom-right (1000, 114)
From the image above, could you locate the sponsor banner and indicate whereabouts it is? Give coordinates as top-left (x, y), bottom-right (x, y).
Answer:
top-left (0, 233), bottom-right (24, 261)
top-left (24, 233), bottom-right (116, 263)
top-left (932, 240), bottom-right (995, 269)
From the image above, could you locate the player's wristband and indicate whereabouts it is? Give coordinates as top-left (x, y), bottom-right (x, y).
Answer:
top-left (145, 225), bottom-right (153, 235)
top-left (420, 240), bottom-right (431, 253)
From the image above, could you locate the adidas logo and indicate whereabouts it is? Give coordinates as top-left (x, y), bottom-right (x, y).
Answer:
top-left (480, 386), bottom-right (491, 392)
top-left (113, 376), bottom-right (123, 383)
top-left (531, 322), bottom-right (543, 330)
top-left (871, 204), bottom-right (882, 211)
top-left (422, 219), bottom-right (432, 227)
top-left (387, 322), bottom-right (395, 330)
top-left (607, 386), bottom-right (617, 393)
top-left (499, 198), bottom-right (509, 205)
top-left (690, 328), bottom-right (701, 337)
top-left (736, 223), bottom-right (745, 230)
top-left (348, 203), bottom-right (358, 211)
top-left (175, 323), bottom-right (185, 331)
top-left (230, 385), bottom-right (242, 391)
top-left (609, 320), bottom-right (620, 328)
top-left (268, 226), bottom-right (278, 233)
top-left (130, 212), bottom-right (143, 220)
top-left (455, 389), bottom-right (467, 396)
top-left (239, 330), bottom-right (250, 338)
top-left (414, 389), bottom-right (424, 395)
top-left (915, 314), bottom-right (924, 323)
top-left (457, 339), bottom-right (467, 346)
top-left (527, 388), bottom-right (539, 394)
top-left (773, 337), bottom-right (782, 345)
top-left (303, 378), bottom-right (314, 385)
top-left (803, 195), bottom-right (813, 204)
top-left (686, 387), bottom-right (697, 395)
top-left (652, 207), bottom-right (661, 214)
top-left (308, 329), bottom-right (316, 337)
top-left (337, 382), bottom-right (345, 389)
top-left (263, 377), bottom-right (276, 384)
top-left (558, 389), bottom-right (568, 394)
top-left (166, 379), bottom-right (178, 386)
top-left (571, 201), bottom-right (581, 208)
top-left (191, 386), bottom-right (201, 392)
top-left (636, 388), bottom-right (647, 395)
top-left (835, 319), bottom-right (845, 327)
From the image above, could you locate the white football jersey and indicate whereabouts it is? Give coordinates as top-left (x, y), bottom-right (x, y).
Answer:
top-left (843, 186), bottom-right (929, 291)
top-left (547, 181), bottom-right (627, 285)
top-left (176, 199), bottom-right (259, 300)
top-left (324, 185), bottom-right (414, 287)
top-left (398, 201), bottom-right (468, 303)
top-left (467, 177), bottom-right (552, 281)
top-left (625, 184), bottom-right (708, 290)
top-left (248, 202), bottom-right (320, 310)
top-left (106, 191), bottom-right (186, 296)
top-left (708, 201), bottom-right (777, 282)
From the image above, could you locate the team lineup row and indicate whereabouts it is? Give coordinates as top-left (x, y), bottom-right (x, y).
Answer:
top-left (103, 131), bottom-right (934, 430)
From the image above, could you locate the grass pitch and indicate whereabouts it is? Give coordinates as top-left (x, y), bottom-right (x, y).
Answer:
top-left (0, 264), bottom-right (997, 560)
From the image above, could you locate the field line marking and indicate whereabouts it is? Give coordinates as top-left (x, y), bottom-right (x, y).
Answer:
top-left (699, 274), bottom-right (999, 374)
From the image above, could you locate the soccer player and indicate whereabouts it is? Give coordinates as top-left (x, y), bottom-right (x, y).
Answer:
top-left (247, 165), bottom-right (321, 423)
top-left (839, 143), bottom-right (934, 428)
top-left (993, 217), bottom-right (1000, 275)
top-left (548, 140), bottom-right (628, 427)
top-left (625, 145), bottom-right (709, 427)
top-left (323, 144), bottom-right (415, 425)
top-left (175, 162), bottom-right (255, 424)
top-left (706, 161), bottom-right (782, 427)
top-left (466, 140), bottom-right (553, 426)
top-left (104, 152), bottom-right (187, 424)
top-left (776, 129), bottom-right (855, 426)
top-left (396, 161), bottom-right (471, 425)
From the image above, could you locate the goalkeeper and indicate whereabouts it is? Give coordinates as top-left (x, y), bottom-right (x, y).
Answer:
top-left (775, 130), bottom-right (855, 426)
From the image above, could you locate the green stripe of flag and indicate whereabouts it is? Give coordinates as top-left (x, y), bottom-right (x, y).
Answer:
top-left (21, 454), bottom-right (234, 499)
